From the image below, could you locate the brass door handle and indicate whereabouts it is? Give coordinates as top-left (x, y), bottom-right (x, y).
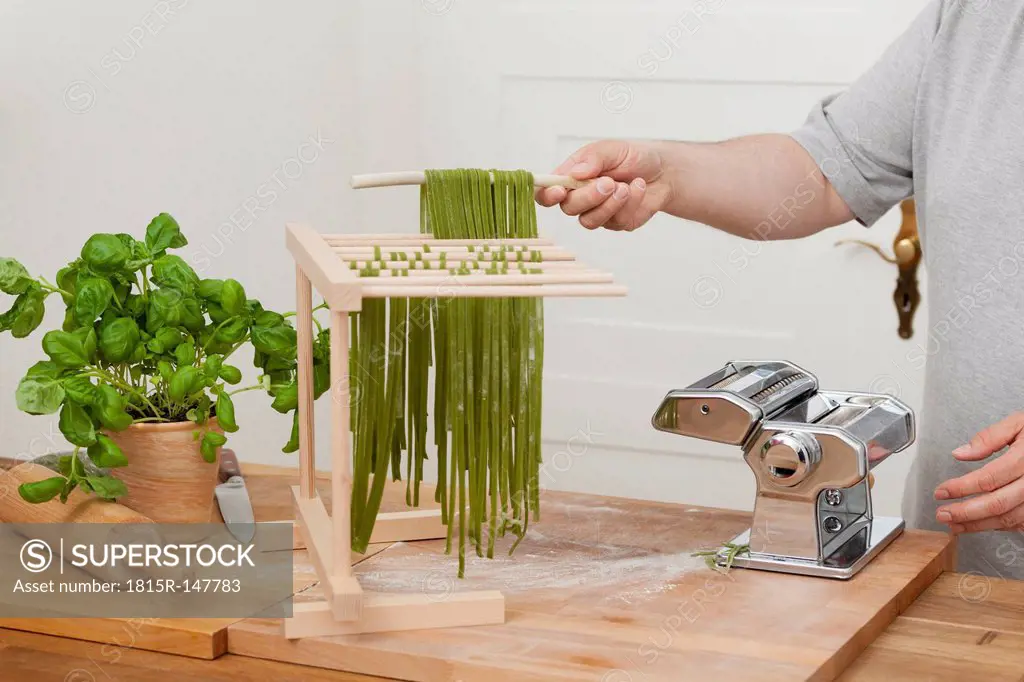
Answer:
top-left (835, 200), bottom-right (922, 339)
top-left (893, 238), bottom-right (917, 266)
top-left (834, 237), bottom-right (918, 266)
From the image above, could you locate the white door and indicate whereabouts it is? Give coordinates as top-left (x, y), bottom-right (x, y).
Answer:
top-left (348, 0), bottom-right (932, 515)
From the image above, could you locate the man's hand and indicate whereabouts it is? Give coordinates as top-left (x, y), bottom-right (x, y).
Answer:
top-left (535, 140), bottom-right (674, 231)
top-left (934, 413), bottom-right (1024, 533)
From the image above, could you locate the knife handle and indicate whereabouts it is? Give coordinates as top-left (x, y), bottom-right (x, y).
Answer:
top-left (219, 449), bottom-right (242, 483)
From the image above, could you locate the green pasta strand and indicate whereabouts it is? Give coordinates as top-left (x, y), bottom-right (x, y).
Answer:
top-left (346, 168), bottom-right (545, 573)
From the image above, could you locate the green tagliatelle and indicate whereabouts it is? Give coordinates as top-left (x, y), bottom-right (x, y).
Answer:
top-left (348, 169), bottom-right (544, 577)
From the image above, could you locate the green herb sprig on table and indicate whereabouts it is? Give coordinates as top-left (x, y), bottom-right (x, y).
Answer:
top-left (0, 213), bottom-right (328, 505)
top-left (692, 542), bottom-right (751, 573)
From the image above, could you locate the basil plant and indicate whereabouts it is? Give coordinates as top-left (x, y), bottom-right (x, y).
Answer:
top-left (0, 213), bottom-right (331, 505)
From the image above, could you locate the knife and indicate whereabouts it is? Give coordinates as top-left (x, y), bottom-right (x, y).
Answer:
top-left (215, 449), bottom-right (256, 544)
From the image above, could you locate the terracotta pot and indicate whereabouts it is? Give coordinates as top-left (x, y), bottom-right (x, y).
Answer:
top-left (105, 419), bottom-right (222, 523)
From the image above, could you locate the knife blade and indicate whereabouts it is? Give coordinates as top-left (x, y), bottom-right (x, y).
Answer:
top-left (215, 449), bottom-right (256, 544)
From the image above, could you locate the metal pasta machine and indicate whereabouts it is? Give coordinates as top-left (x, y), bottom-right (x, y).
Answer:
top-left (652, 360), bottom-right (914, 579)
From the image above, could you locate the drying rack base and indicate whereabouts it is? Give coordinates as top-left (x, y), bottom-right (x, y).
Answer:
top-left (284, 590), bottom-right (506, 639)
top-left (284, 486), bottom-right (506, 638)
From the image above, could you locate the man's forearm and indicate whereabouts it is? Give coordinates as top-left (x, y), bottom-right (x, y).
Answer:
top-left (655, 135), bottom-right (855, 240)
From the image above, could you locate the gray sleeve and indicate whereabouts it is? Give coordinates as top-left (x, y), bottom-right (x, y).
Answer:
top-left (790, 1), bottom-right (945, 226)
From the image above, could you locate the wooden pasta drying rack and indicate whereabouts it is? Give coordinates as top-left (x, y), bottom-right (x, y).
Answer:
top-left (285, 222), bottom-right (626, 638)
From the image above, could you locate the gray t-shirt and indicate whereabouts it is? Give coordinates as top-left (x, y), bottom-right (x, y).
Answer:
top-left (791, 0), bottom-right (1024, 577)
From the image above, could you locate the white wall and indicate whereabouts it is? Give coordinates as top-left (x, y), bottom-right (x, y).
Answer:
top-left (0, 0), bottom-right (362, 471)
top-left (1, 1), bottom-right (930, 517)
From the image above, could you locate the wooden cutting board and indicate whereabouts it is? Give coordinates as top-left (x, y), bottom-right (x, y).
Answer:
top-left (227, 490), bottom-right (954, 682)
top-left (0, 461), bottom-right (391, 659)
top-left (839, 572), bottom-right (1024, 680)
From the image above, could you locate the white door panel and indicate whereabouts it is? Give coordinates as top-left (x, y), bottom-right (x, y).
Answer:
top-left (352, 0), bottom-right (932, 514)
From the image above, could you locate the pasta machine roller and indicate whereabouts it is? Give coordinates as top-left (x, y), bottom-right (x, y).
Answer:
top-left (652, 360), bottom-right (915, 579)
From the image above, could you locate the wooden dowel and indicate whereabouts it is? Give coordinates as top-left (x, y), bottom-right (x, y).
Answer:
top-left (354, 272), bottom-right (614, 286)
top-left (332, 245), bottom-right (568, 255)
top-left (324, 237), bottom-right (553, 247)
top-left (295, 266), bottom-right (316, 499)
top-left (358, 266), bottom-right (605, 278)
top-left (359, 284), bottom-right (627, 298)
top-left (350, 171), bottom-right (587, 190)
top-left (323, 233), bottom-right (434, 241)
top-left (335, 250), bottom-right (576, 263)
top-left (330, 310), bottom-right (354, 577)
top-left (340, 259), bottom-right (590, 271)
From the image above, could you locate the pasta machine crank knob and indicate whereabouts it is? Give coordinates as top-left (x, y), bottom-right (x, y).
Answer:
top-left (759, 431), bottom-right (821, 487)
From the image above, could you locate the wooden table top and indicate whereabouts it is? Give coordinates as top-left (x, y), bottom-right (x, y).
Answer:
top-left (1, 464), bottom-right (1021, 681)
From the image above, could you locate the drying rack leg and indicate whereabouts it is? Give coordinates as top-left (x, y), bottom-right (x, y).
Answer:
top-left (295, 266), bottom-right (316, 498)
top-left (327, 309), bottom-right (363, 621)
top-left (284, 591), bottom-right (505, 639)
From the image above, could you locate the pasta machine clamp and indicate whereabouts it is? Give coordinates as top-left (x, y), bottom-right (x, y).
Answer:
top-left (652, 360), bottom-right (915, 579)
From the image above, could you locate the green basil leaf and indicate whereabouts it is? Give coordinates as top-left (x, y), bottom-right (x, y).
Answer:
top-left (98, 317), bottom-right (141, 363)
top-left (205, 431), bottom-right (227, 446)
top-left (214, 317), bottom-right (247, 345)
top-left (251, 324), bottom-right (297, 360)
top-left (5, 288), bottom-right (46, 338)
top-left (216, 392), bottom-right (238, 432)
top-left (157, 360), bottom-right (174, 382)
top-left (188, 394), bottom-right (212, 425)
top-left (152, 254), bottom-right (199, 293)
top-left (15, 376), bottom-right (66, 415)
top-left (63, 375), bottom-right (98, 405)
top-left (262, 356), bottom-right (294, 373)
top-left (59, 478), bottom-right (77, 503)
top-left (200, 430), bottom-right (225, 462)
top-left (80, 234), bottom-right (130, 273)
top-left (204, 354), bottom-right (224, 378)
top-left (130, 343), bottom-right (146, 364)
top-left (282, 411), bottom-right (299, 453)
top-left (42, 330), bottom-right (89, 368)
top-left (219, 365), bottom-right (242, 385)
top-left (18, 476), bottom-right (66, 504)
top-left (61, 308), bottom-right (78, 332)
top-left (73, 278), bottom-right (114, 326)
top-left (313, 362), bottom-right (331, 399)
top-left (220, 279), bottom-right (246, 316)
top-left (56, 263), bottom-right (80, 305)
top-left (73, 326), bottom-right (98, 364)
top-left (123, 238), bottom-right (153, 271)
top-left (197, 326), bottom-right (232, 355)
top-left (254, 310), bottom-right (285, 328)
top-left (197, 278), bottom-right (224, 302)
top-left (57, 455), bottom-right (74, 476)
top-left (93, 384), bottom-right (133, 431)
top-left (114, 233), bottom-right (136, 252)
top-left (147, 327), bottom-right (183, 354)
top-left (146, 287), bottom-right (184, 333)
top-left (87, 434), bottom-right (129, 468)
top-left (123, 293), bottom-right (146, 317)
top-left (114, 234), bottom-right (153, 270)
top-left (179, 297), bottom-right (205, 332)
top-left (174, 341), bottom-right (196, 366)
top-left (59, 400), bottom-right (97, 446)
top-left (83, 475), bottom-right (128, 500)
top-left (267, 369), bottom-right (291, 386)
top-left (270, 381), bottom-right (298, 413)
top-left (168, 366), bottom-right (203, 402)
top-left (145, 213), bottom-right (187, 254)
top-left (206, 302), bottom-right (230, 324)
top-left (245, 299), bottom-right (265, 317)
top-left (0, 257), bottom-right (33, 295)
top-left (25, 360), bottom-right (62, 380)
